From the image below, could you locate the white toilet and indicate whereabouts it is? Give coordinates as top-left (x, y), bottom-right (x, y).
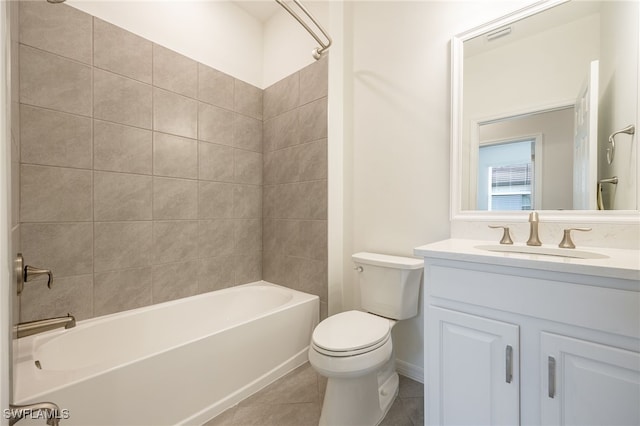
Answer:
top-left (308, 252), bottom-right (423, 426)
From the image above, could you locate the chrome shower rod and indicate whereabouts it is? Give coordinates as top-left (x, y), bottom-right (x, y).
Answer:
top-left (275, 0), bottom-right (332, 60)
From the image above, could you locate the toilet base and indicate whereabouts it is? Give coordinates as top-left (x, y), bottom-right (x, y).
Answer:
top-left (318, 358), bottom-right (399, 426)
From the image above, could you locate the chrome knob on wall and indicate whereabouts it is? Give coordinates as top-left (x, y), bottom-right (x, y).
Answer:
top-left (24, 265), bottom-right (54, 288)
top-left (15, 253), bottom-right (54, 295)
top-left (606, 124), bottom-right (635, 165)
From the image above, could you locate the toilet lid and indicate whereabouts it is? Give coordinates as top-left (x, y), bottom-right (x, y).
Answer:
top-left (312, 310), bottom-right (391, 353)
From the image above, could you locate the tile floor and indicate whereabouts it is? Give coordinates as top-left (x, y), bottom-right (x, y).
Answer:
top-left (203, 362), bottom-right (424, 426)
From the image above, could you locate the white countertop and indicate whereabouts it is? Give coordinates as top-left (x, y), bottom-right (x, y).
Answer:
top-left (414, 239), bottom-right (640, 282)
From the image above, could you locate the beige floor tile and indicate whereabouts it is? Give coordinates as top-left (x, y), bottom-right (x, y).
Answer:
top-left (203, 363), bottom-right (424, 426)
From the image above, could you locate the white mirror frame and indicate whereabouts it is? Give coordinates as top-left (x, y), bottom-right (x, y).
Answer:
top-left (451, 0), bottom-right (640, 224)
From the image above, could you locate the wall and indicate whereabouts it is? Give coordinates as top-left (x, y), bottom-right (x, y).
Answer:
top-left (67, 0), bottom-right (264, 88)
top-left (18, 2), bottom-right (263, 322)
top-left (263, 1), bottom-right (329, 88)
top-left (339, 0), bottom-right (537, 380)
top-left (263, 57), bottom-right (329, 318)
top-left (464, 13), bottom-right (599, 124)
top-left (598, 0), bottom-right (639, 210)
top-left (340, 0), bottom-right (639, 385)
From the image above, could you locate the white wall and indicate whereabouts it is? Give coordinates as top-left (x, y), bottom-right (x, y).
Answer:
top-left (68, 0), bottom-right (265, 87)
top-left (337, 0), bottom-right (535, 380)
top-left (598, 0), bottom-right (639, 210)
top-left (263, 1), bottom-right (329, 88)
top-left (464, 13), bottom-right (600, 125)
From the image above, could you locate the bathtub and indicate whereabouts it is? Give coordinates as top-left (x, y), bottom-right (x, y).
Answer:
top-left (14, 281), bottom-right (319, 425)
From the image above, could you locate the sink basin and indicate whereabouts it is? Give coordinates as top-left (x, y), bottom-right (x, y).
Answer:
top-left (475, 244), bottom-right (609, 260)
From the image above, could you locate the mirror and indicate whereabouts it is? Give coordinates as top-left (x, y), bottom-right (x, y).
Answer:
top-left (452, 0), bottom-right (639, 218)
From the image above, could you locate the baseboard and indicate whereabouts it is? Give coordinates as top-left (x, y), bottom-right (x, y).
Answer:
top-left (183, 347), bottom-right (309, 425)
top-left (396, 359), bottom-right (424, 383)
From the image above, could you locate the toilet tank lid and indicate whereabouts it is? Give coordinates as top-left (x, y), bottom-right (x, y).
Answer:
top-left (352, 252), bottom-right (423, 270)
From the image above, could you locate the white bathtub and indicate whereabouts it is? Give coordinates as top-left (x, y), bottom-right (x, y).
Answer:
top-left (14, 281), bottom-right (319, 425)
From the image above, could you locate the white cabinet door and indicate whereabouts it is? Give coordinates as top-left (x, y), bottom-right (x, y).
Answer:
top-left (541, 332), bottom-right (640, 426)
top-left (428, 307), bottom-right (520, 426)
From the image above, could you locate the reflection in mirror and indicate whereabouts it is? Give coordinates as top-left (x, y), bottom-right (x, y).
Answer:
top-left (455, 0), bottom-right (639, 213)
top-left (475, 107), bottom-right (574, 211)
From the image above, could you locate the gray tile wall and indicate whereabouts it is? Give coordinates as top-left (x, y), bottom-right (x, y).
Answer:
top-left (263, 58), bottom-right (329, 317)
top-left (18, 2), bottom-right (264, 321)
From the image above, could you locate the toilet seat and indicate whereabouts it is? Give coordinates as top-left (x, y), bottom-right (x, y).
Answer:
top-left (311, 310), bottom-right (391, 357)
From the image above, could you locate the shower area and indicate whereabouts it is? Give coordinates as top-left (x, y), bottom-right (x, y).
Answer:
top-left (4, 0), bottom-right (329, 422)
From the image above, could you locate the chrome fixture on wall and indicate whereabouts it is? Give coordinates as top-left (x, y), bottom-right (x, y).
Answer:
top-left (275, 0), bottom-right (332, 60)
top-left (14, 314), bottom-right (76, 338)
top-left (607, 124), bottom-right (635, 165)
top-left (16, 254), bottom-right (53, 295)
top-left (597, 176), bottom-right (619, 210)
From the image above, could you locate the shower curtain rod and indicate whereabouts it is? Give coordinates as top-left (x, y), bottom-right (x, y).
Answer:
top-left (275, 0), bottom-right (332, 60)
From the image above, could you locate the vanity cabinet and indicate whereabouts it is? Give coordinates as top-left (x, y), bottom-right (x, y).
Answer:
top-left (415, 239), bottom-right (640, 426)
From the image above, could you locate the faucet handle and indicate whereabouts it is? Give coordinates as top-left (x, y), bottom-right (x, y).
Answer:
top-left (488, 225), bottom-right (514, 245)
top-left (24, 265), bottom-right (54, 289)
top-left (558, 227), bottom-right (592, 249)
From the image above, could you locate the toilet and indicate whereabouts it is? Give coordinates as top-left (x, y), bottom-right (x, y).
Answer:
top-left (308, 252), bottom-right (423, 426)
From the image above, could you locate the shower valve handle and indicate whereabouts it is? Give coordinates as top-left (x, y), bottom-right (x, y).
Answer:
top-left (24, 265), bottom-right (54, 289)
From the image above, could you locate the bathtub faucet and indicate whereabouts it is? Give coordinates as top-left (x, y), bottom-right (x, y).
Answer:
top-left (14, 314), bottom-right (76, 339)
top-left (7, 402), bottom-right (62, 426)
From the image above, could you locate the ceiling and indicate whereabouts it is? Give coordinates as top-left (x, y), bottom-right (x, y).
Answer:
top-left (234, 0), bottom-right (281, 22)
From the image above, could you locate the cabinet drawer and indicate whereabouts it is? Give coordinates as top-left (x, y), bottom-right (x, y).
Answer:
top-left (428, 265), bottom-right (640, 339)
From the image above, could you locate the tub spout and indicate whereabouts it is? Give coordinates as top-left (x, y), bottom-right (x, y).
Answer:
top-left (14, 314), bottom-right (76, 339)
top-left (7, 402), bottom-right (62, 426)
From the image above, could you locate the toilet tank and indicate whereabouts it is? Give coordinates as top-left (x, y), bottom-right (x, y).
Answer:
top-left (353, 252), bottom-right (424, 320)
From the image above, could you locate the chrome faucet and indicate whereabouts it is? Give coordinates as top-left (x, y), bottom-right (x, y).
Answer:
top-left (8, 402), bottom-right (62, 426)
top-left (526, 211), bottom-right (542, 246)
top-left (14, 314), bottom-right (75, 339)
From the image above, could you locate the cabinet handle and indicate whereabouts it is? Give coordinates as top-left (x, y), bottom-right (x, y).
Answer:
top-left (505, 345), bottom-right (513, 383)
top-left (548, 356), bottom-right (556, 398)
